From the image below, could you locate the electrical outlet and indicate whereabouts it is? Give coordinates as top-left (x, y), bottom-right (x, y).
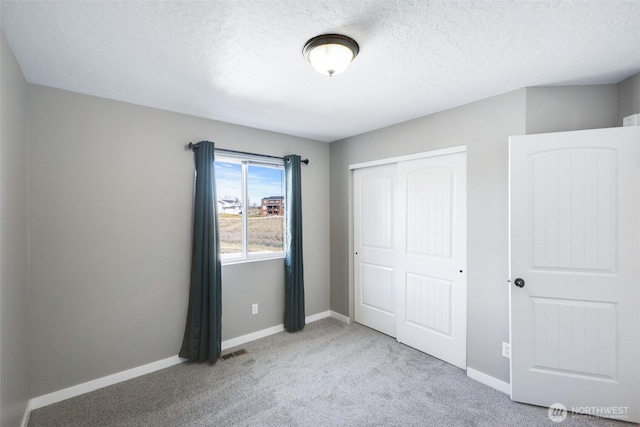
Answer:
top-left (252, 304), bottom-right (258, 315)
top-left (502, 342), bottom-right (511, 359)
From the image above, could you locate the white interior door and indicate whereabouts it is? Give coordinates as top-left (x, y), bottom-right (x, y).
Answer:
top-left (396, 153), bottom-right (467, 369)
top-left (509, 127), bottom-right (640, 423)
top-left (354, 164), bottom-right (397, 337)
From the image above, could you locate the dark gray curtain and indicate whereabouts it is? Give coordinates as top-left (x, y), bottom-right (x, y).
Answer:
top-left (284, 155), bottom-right (305, 332)
top-left (179, 141), bottom-right (222, 363)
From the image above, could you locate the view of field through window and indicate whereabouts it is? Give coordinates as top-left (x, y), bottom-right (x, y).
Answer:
top-left (215, 159), bottom-right (285, 259)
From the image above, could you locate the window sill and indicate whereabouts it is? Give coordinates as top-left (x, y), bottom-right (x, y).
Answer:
top-left (221, 253), bottom-right (285, 266)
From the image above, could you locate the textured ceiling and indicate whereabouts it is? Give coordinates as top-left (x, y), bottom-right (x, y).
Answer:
top-left (1, 1), bottom-right (639, 142)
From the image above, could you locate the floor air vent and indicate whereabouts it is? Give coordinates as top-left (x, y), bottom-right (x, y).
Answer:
top-left (220, 349), bottom-right (248, 361)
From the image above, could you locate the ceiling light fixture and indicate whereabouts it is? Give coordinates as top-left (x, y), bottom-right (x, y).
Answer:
top-left (303, 34), bottom-right (359, 77)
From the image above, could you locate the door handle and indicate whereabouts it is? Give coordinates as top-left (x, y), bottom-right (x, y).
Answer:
top-left (514, 278), bottom-right (525, 288)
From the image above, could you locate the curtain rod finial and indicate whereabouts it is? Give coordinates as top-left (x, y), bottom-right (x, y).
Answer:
top-left (285, 157), bottom-right (309, 165)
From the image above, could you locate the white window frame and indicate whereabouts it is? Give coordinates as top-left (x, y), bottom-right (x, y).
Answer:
top-left (215, 152), bottom-right (285, 265)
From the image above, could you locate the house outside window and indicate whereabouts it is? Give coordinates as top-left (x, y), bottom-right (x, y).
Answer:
top-left (261, 196), bottom-right (284, 216)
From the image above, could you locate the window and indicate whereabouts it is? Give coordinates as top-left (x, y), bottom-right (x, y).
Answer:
top-left (215, 153), bottom-right (285, 263)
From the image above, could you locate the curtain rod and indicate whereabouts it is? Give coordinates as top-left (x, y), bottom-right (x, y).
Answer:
top-left (187, 142), bottom-right (309, 165)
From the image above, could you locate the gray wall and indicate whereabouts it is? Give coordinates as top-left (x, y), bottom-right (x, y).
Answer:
top-left (27, 85), bottom-right (330, 397)
top-left (617, 72), bottom-right (640, 124)
top-left (330, 90), bottom-right (527, 383)
top-left (0, 32), bottom-right (30, 426)
top-left (525, 85), bottom-right (618, 134)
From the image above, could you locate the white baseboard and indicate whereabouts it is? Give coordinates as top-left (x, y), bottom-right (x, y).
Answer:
top-left (467, 367), bottom-right (511, 395)
top-left (330, 310), bottom-right (350, 324)
top-left (222, 310), bottom-right (331, 350)
top-left (221, 324), bottom-right (285, 350)
top-left (306, 310), bottom-right (331, 323)
top-left (28, 355), bottom-right (186, 411)
top-left (24, 310), bottom-right (338, 416)
top-left (20, 400), bottom-right (32, 427)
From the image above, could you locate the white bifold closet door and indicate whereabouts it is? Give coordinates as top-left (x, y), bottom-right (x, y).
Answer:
top-left (354, 150), bottom-right (467, 369)
top-left (353, 163), bottom-right (397, 337)
top-left (395, 153), bottom-right (467, 369)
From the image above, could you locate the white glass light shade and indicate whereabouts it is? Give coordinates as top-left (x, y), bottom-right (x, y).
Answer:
top-left (303, 34), bottom-right (359, 77)
top-left (307, 43), bottom-right (354, 76)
